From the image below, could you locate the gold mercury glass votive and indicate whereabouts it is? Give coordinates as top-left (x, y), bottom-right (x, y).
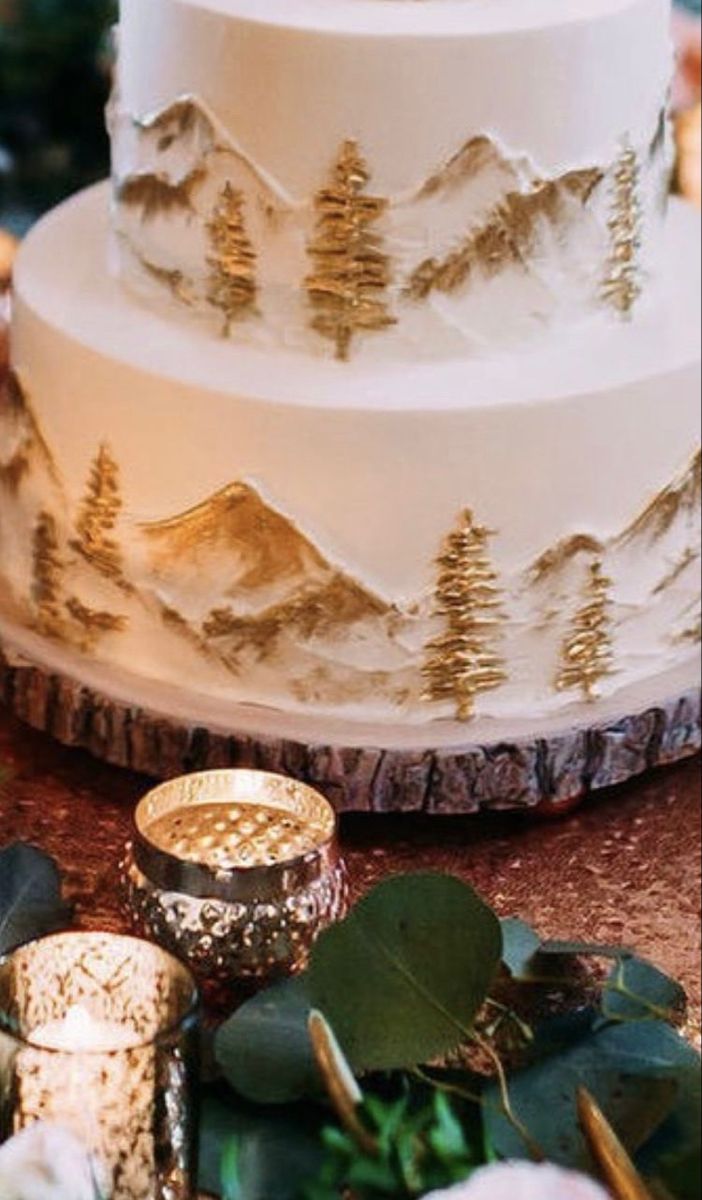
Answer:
top-left (122, 769), bottom-right (349, 984)
top-left (0, 931), bottom-right (199, 1200)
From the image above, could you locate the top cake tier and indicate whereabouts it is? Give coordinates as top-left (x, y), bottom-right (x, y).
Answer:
top-left (111, 0), bottom-right (673, 362)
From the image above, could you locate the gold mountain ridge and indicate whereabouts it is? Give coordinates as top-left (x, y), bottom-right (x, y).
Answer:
top-left (417, 135), bottom-right (523, 200)
top-left (141, 481), bottom-right (392, 626)
top-left (407, 167), bottom-right (603, 301)
top-left (618, 449), bottom-right (702, 546)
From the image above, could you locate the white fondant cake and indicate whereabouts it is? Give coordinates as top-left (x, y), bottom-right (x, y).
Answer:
top-left (1, 0), bottom-right (700, 742)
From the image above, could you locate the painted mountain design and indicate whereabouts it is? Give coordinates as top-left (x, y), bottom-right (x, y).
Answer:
top-left (0, 378), bottom-right (128, 651)
top-left (529, 534), bottom-right (605, 585)
top-left (139, 482), bottom-right (396, 666)
top-left (406, 167), bottom-right (603, 301)
top-left (525, 449), bottom-right (702, 657)
top-left (116, 166), bottom-right (207, 221)
top-left (617, 449), bottom-right (701, 546)
top-left (135, 96), bottom-right (220, 155)
top-left (114, 94), bottom-right (296, 315)
top-left (119, 95), bottom-right (295, 215)
top-left (415, 135), bottom-right (529, 201)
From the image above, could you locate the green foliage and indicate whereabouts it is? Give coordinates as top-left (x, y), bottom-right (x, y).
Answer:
top-left (308, 873), bottom-right (503, 1072)
top-left (0, 842), bottom-right (71, 955)
top-left (199, 1091), bottom-right (325, 1200)
top-left (3, 849), bottom-right (700, 1200)
top-left (500, 918), bottom-right (542, 980)
top-left (0, 0), bottom-right (117, 225)
top-left (305, 1086), bottom-right (483, 1200)
top-left (639, 1066), bottom-right (702, 1200)
top-left (603, 957), bottom-right (688, 1023)
top-left (483, 1020), bottom-right (692, 1168)
top-left (215, 978), bottom-right (318, 1105)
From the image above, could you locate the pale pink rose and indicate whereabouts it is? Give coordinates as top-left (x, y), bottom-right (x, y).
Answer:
top-left (424, 1161), bottom-right (610, 1200)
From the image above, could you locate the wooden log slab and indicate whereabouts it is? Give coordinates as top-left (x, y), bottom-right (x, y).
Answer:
top-left (0, 640), bottom-right (699, 814)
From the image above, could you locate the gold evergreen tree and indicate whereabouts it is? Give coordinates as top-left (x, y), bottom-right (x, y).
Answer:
top-left (32, 511), bottom-right (65, 639)
top-left (602, 142), bottom-right (642, 318)
top-left (423, 510), bottom-right (507, 721)
top-left (206, 183), bottom-right (258, 335)
top-left (306, 140), bottom-right (396, 361)
top-left (557, 560), bottom-right (614, 700)
top-left (72, 444), bottom-right (127, 587)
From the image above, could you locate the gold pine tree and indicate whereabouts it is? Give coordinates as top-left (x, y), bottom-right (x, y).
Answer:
top-left (556, 560), bottom-right (614, 700)
top-left (306, 140), bottom-right (396, 361)
top-left (206, 183), bottom-right (258, 335)
top-left (72, 444), bottom-right (128, 588)
top-left (32, 511), bottom-right (65, 639)
top-left (602, 142), bottom-right (642, 318)
top-left (422, 510), bottom-right (507, 721)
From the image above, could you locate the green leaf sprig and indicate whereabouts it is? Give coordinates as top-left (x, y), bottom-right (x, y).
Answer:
top-left (210, 872), bottom-right (700, 1200)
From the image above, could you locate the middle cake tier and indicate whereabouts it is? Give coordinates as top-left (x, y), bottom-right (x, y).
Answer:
top-left (5, 184), bottom-right (701, 733)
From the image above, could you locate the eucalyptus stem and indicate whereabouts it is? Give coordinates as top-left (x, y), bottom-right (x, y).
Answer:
top-left (484, 997), bottom-right (535, 1044)
top-left (471, 1031), bottom-right (545, 1163)
top-left (605, 980), bottom-right (677, 1023)
top-left (411, 1067), bottom-right (483, 1108)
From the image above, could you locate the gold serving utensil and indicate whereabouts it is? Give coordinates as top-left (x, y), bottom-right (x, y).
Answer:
top-left (578, 1088), bottom-right (655, 1200)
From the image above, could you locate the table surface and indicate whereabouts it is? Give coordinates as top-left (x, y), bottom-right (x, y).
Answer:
top-left (0, 705), bottom-right (700, 1037)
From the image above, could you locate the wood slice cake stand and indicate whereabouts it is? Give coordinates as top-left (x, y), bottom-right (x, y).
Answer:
top-left (0, 616), bottom-right (699, 814)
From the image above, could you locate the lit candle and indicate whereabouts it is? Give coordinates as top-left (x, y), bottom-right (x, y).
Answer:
top-left (30, 1004), bottom-right (142, 1052)
top-left (0, 933), bottom-right (198, 1200)
top-left (124, 769), bottom-right (349, 985)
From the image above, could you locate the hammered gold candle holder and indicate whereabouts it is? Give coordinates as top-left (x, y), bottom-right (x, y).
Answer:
top-left (123, 770), bottom-right (349, 985)
top-left (0, 932), bottom-right (199, 1200)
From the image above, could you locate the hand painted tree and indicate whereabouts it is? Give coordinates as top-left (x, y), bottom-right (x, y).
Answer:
top-left (64, 596), bottom-right (126, 652)
top-left (423, 510), bottom-right (507, 721)
top-left (557, 560), bottom-right (615, 700)
top-left (31, 511), bottom-right (65, 639)
top-left (602, 142), bottom-right (642, 318)
top-left (72, 443), bottom-right (128, 589)
top-left (206, 182), bottom-right (258, 335)
top-left (306, 140), bottom-right (396, 361)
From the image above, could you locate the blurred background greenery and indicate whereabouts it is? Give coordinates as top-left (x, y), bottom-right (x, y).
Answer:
top-left (0, 0), bottom-right (116, 232)
top-left (0, 0), bottom-right (700, 235)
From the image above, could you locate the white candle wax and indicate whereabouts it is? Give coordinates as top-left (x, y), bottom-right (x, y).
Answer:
top-left (30, 1005), bottom-right (141, 1053)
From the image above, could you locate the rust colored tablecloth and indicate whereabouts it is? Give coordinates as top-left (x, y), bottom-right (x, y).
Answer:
top-left (0, 704), bottom-right (699, 1036)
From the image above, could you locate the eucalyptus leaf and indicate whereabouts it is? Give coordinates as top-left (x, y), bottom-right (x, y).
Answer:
top-left (603, 956), bottom-right (687, 1023)
top-left (199, 1090), bottom-right (325, 1200)
top-left (215, 978), bottom-right (318, 1105)
top-left (500, 919), bottom-right (542, 979)
top-left (0, 843), bottom-right (71, 956)
top-left (483, 1020), bottom-right (694, 1168)
top-left (308, 873), bottom-right (503, 1072)
top-left (638, 1065), bottom-right (702, 1200)
top-left (651, 1146), bottom-right (702, 1200)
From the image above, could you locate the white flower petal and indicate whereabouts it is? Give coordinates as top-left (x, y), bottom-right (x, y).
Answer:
top-left (0, 1124), bottom-right (103, 1200)
top-left (424, 1161), bottom-right (610, 1200)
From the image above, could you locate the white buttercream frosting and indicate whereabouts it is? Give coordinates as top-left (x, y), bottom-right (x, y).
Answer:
top-left (109, 0), bottom-right (674, 359)
top-left (3, 185), bottom-right (699, 729)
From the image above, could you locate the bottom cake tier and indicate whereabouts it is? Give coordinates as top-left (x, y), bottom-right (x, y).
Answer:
top-left (1, 184), bottom-right (700, 777)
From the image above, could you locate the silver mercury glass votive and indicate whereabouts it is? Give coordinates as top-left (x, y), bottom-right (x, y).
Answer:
top-left (0, 931), bottom-right (199, 1200)
top-left (122, 769), bottom-right (349, 984)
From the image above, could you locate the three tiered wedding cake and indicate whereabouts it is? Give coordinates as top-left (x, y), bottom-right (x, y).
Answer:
top-left (1, 0), bottom-right (700, 805)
